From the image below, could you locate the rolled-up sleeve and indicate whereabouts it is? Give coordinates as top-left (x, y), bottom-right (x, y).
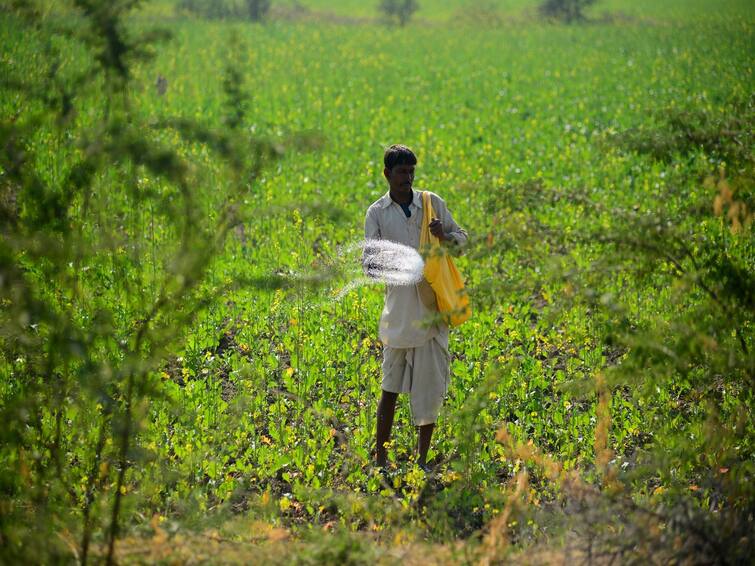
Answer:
top-left (434, 196), bottom-right (468, 247)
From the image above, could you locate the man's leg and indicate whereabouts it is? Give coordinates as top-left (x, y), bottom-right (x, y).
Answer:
top-left (417, 423), bottom-right (435, 468)
top-left (376, 390), bottom-right (398, 467)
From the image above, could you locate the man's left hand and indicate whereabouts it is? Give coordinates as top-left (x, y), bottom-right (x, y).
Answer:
top-left (429, 218), bottom-right (445, 240)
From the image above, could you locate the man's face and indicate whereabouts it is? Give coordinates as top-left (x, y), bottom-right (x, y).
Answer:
top-left (384, 163), bottom-right (415, 198)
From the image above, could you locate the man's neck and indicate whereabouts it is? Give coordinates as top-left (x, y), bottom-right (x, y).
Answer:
top-left (389, 189), bottom-right (413, 205)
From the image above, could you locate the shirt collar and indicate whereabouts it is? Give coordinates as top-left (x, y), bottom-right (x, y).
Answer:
top-left (379, 190), bottom-right (423, 209)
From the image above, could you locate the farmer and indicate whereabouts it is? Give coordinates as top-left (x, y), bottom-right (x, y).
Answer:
top-left (364, 144), bottom-right (468, 471)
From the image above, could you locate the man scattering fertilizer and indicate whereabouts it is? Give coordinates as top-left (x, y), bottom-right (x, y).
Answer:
top-left (364, 144), bottom-right (468, 473)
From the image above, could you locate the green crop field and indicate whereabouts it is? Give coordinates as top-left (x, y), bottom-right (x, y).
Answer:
top-left (1, 0), bottom-right (753, 563)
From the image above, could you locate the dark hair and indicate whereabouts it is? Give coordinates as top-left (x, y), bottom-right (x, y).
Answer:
top-left (384, 144), bottom-right (417, 170)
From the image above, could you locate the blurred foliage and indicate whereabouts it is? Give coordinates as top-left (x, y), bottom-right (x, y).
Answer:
top-left (476, 97), bottom-right (754, 561)
top-left (0, 0), bottom-right (281, 563)
top-left (450, 0), bottom-right (504, 27)
top-left (605, 96), bottom-right (754, 177)
top-left (538, 0), bottom-right (598, 22)
top-left (176, 0), bottom-right (271, 21)
top-left (378, 0), bottom-right (419, 26)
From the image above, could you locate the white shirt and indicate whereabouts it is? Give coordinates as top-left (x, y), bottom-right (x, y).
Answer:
top-left (364, 190), bottom-right (468, 348)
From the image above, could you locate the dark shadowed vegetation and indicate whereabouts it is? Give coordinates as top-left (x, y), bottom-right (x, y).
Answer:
top-left (177, 0), bottom-right (271, 21)
top-left (538, 0), bottom-right (598, 22)
top-left (378, 0), bottom-right (419, 27)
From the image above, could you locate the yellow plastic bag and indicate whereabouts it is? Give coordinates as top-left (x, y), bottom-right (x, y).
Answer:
top-left (419, 191), bottom-right (471, 327)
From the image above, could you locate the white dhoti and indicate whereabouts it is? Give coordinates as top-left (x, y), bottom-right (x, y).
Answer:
top-left (381, 336), bottom-right (450, 426)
